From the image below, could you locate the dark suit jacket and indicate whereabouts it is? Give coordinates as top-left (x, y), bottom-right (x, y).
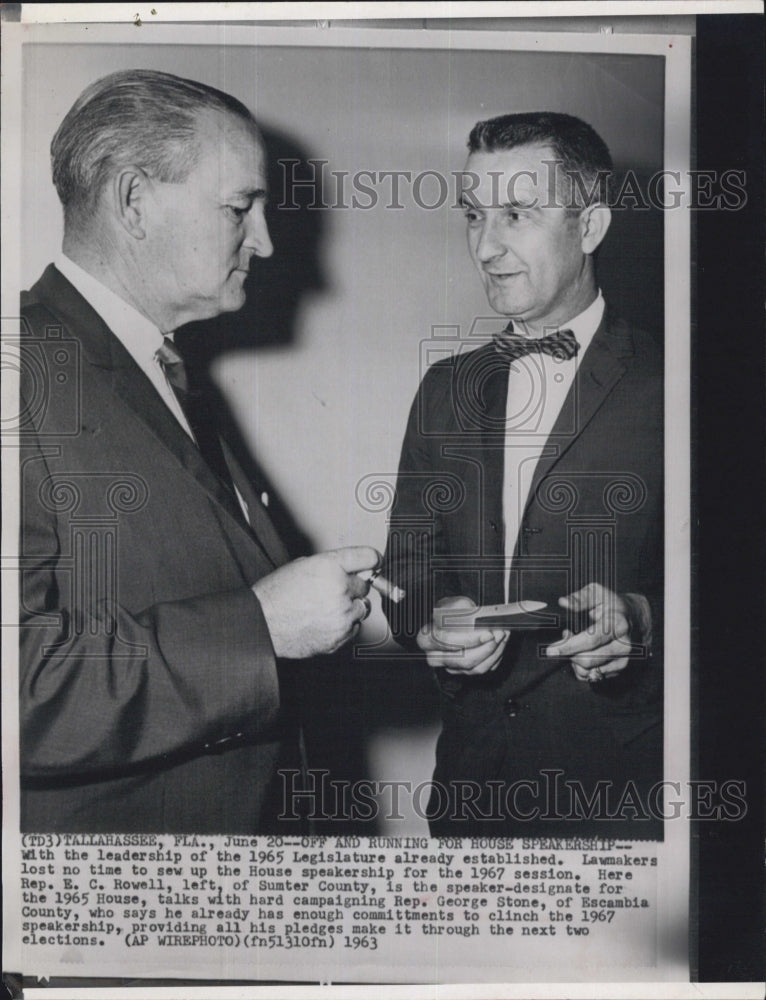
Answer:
top-left (19, 265), bottom-right (296, 833)
top-left (383, 311), bottom-right (664, 838)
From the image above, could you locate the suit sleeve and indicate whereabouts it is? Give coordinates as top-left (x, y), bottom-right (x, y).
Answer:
top-left (381, 364), bottom-right (462, 651)
top-left (19, 397), bottom-right (281, 781)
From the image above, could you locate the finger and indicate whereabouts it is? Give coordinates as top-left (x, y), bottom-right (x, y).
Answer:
top-left (432, 597), bottom-right (477, 631)
top-left (432, 627), bottom-right (496, 650)
top-left (558, 582), bottom-right (606, 613)
top-left (347, 573), bottom-right (371, 599)
top-left (574, 657), bottom-right (629, 681)
top-left (462, 640), bottom-right (510, 675)
top-left (476, 628), bottom-right (500, 644)
top-left (574, 631), bottom-right (633, 662)
top-left (571, 661), bottom-right (591, 682)
top-left (436, 596), bottom-right (477, 609)
top-left (332, 546), bottom-right (382, 574)
top-left (546, 622), bottom-right (630, 658)
top-left (571, 643), bottom-right (631, 670)
top-left (331, 618), bottom-right (362, 652)
top-left (358, 567), bottom-right (405, 601)
top-left (450, 633), bottom-right (508, 670)
top-left (369, 573), bottom-right (406, 603)
top-left (358, 567), bottom-right (381, 588)
top-left (424, 633), bottom-right (465, 656)
top-left (427, 634), bottom-right (504, 670)
top-left (569, 607), bottom-right (631, 642)
top-left (589, 599), bottom-right (629, 629)
top-left (570, 657), bottom-right (626, 681)
top-left (352, 596), bottom-right (372, 623)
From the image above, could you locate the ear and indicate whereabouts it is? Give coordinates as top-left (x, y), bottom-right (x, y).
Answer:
top-left (579, 203), bottom-right (612, 255)
top-left (111, 167), bottom-right (150, 240)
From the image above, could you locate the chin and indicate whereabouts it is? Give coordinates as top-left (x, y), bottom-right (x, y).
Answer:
top-left (219, 288), bottom-right (248, 314)
top-left (489, 296), bottom-right (522, 317)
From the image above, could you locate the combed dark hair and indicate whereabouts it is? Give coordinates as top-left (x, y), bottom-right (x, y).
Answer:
top-left (468, 111), bottom-right (613, 207)
top-left (51, 69), bottom-right (258, 215)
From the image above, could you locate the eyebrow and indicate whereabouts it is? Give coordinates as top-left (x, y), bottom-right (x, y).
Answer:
top-left (458, 194), bottom-right (537, 210)
top-left (503, 198), bottom-right (537, 210)
top-left (230, 187), bottom-right (269, 201)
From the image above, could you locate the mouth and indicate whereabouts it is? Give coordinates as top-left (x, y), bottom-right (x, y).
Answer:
top-left (235, 256), bottom-right (256, 274)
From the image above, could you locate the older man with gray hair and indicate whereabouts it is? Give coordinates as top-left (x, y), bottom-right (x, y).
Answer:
top-left (20, 69), bottom-right (380, 833)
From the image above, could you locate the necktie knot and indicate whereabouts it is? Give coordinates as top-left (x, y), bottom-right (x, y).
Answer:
top-left (492, 325), bottom-right (579, 363)
top-left (156, 336), bottom-right (189, 394)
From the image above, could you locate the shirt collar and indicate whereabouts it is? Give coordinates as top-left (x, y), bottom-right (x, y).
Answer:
top-left (507, 291), bottom-right (605, 357)
top-left (55, 253), bottom-right (169, 364)
top-left (563, 290), bottom-right (605, 357)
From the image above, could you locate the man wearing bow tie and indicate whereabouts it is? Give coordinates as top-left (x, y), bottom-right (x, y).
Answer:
top-left (19, 70), bottom-right (380, 833)
top-left (383, 112), bottom-right (663, 837)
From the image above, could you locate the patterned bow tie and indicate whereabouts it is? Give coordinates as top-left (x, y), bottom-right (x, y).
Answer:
top-left (492, 325), bottom-right (580, 363)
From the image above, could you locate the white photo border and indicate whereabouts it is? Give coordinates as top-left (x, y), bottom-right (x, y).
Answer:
top-left (2, 13), bottom-right (699, 997)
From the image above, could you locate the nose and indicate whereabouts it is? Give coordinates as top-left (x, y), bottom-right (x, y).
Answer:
top-left (473, 215), bottom-right (506, 264)
top-left (244, 206), bottom-right (274, 259)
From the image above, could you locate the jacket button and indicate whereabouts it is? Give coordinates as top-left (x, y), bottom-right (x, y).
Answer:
top-left (505, 697), bottom-right (521, 718)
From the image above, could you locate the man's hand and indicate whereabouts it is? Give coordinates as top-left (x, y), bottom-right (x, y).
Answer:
top-left (545, 582), bottom-right (645, 682)
top-left (253, 547), bottom-right (380, 658)
top-left (417, 596), bottom-right (510, 676)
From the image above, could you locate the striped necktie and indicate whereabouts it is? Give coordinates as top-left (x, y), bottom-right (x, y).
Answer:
top-left (156, 337), bottom-right (240, 504)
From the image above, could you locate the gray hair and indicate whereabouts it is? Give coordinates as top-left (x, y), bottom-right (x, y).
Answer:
top-left (51, 69), bottom-right (258, 218)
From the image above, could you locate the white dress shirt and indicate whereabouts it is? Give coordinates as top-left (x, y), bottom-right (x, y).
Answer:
top-left (502, 292), bottom-right (605, 600)
top-left (56, 254), bottom-right (195, 438)
top-left (55, 254), bottom-right (252, 523)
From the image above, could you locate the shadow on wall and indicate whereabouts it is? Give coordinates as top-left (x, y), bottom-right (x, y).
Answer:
top-left (176, 123), bottom-right (329, 560)
top-left (178, 122), bottom-right (327, 355)
top-left (176, 124), bottom-right (441, 832)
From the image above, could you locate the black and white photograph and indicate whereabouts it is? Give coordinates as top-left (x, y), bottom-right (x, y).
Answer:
top-left (2, 3), bottom-right (763, 996)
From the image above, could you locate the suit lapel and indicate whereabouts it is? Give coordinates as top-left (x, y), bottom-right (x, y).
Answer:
top-left (463, 347), bottom-right (509, 600)
top-left (222, 441), bottom-right (289, 567)
top-left (31, 265), bottom-right (282, 569)
top-left (523, 312), bottom-right (634, 516)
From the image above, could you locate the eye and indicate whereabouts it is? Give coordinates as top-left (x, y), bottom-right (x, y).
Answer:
top-left (225, 205), bottom-right (249, 222)
top-left (462, 207), bottom-right (481, 224)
